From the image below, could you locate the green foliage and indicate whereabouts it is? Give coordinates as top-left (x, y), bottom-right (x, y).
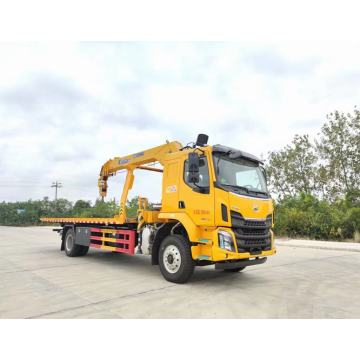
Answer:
top-left (0, 196), bottom-right (159, 226)
top-left (266, 108), bottom-right (360, 202)
top-left (267, 107), bottom-right (360, 241)
top-left (267, 134), bottom-right (318, 198)
top-left (341, 207), bottom-right (360, 239)
top-left (274, 193), bottom-right (359, 240)
top-left (124, 196), bottom-right (155, 218)
top-left (0, 197), bottom-right (128, 225)
top-left (316, 109), bottom-right (360, 200)
top-left (77, 199), bottom-right (119, 218)
top-left (0, 198), bottom-right (75, 226)
top-left (126, 196), bottom-right (139, 218)
top-left (73, 200), bottom-right (91, 214)
top-left (0, 194), bottom-right (161, 225)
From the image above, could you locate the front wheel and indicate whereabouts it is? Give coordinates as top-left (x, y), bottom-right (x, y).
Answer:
top-left (159, 235), bottom-right (195, 284)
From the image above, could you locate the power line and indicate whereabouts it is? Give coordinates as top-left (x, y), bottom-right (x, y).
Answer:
top-left (51, 181), bottom-right (62, 200)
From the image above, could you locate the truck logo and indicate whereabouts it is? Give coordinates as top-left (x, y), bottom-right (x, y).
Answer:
top-left (166, 185), bottom-right (177, 193)
top-left (253, 204), bottom-right (259, 212)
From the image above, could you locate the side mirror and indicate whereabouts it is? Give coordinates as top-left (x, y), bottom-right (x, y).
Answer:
top-left (188, 152), bottom-right (200, 183)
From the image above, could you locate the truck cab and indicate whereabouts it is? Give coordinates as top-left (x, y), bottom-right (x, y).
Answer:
top-left (158, 139), bottom-right (275, 277)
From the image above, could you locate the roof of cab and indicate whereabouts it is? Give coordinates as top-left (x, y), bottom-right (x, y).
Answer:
top-left (212, 144), bottom-right (263, 164)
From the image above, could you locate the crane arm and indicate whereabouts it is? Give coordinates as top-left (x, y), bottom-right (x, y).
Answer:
top-left (98, 141), bottom-right (182, 198)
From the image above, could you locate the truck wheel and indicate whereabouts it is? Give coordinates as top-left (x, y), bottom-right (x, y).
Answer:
top-left (64, 229), bottom-right (88, 257)
top-left (78, 246), bottom-right (89, 256)
top-left (224, 267), bottom-right (246, 272)
top-left (159, 235), bottom-right (195, 284)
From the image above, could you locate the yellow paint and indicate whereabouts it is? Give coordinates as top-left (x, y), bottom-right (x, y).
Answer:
top-left (41, 217), bottom-right (136, 224)
top-left (99, 245), bottom-right (122, 252)
top-left (42, 140), bottom-right (276, 265)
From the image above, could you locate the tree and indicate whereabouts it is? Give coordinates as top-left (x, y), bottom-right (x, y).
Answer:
top-left (266, 134), bottom-right (318, 199)
top-left (316, 109), bottom-right (360, 201)
top-left (80, 198), bottom-right (119, 218)
top-left (125, 196), bottom-right (155, 218)
top-left (73, 200), bottom-right (91, 215)
top-left (126, 196), bottom-right (139, 218)
top-left (51, 198), bottom-right (73, 216)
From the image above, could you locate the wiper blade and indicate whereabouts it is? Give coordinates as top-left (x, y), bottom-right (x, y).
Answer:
top-left (248, 189), bottom-right (269, 196)
top-left (223, 184), bottom-right (250, 193)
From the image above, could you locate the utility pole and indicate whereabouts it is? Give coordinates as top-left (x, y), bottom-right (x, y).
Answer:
top-left (51, 181), bottom-right (62, 201)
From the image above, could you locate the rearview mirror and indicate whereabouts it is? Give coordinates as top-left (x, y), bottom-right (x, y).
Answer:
top-left (188, 153), bottom-right (200, 183)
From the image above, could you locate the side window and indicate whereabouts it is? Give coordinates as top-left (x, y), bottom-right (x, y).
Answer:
top-left (184, 156), bottom-right (210, 189)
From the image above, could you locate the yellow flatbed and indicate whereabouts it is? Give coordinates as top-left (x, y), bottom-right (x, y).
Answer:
top-left (40, 217), bottom-right (137, 225)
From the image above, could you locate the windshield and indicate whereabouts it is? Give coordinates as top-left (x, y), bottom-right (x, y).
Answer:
top-left (213, 153), bottom-right (268, 196)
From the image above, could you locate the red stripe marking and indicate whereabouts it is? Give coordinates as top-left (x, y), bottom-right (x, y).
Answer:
top-left (113, 247), bottom-right (128, 253)
top-left (89, 228), bottom-right (136, 255)
top-left (90, 244), bottom-right (102, 249)
top-left (90, 228), bottom-right (134, 236)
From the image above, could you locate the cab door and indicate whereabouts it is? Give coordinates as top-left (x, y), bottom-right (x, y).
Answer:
top-left (178, 153), bottom-right (215, 226)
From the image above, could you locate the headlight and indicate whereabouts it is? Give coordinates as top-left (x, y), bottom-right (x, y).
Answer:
top-left (218, 230), bottom-right (236, 252)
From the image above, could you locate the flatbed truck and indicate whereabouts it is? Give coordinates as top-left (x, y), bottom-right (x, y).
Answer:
top-left (42, 134), bottom-right (276, 283)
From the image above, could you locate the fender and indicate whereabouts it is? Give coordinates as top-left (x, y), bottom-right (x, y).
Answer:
top-left (151, 212), bottom-right (200, 265)
top-left (158, 212), bottom-right (200, 243)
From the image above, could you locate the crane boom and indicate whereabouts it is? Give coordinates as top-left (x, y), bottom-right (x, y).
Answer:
top-left (97, 141), bottom-right (182, 222)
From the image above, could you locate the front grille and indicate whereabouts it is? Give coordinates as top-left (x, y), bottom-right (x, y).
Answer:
top-left (231, 211), bottom-right (272, 254)
top-left (240, 228), bottom-right (268, 236)
top-left (243, 219), bottom-right (267, 227)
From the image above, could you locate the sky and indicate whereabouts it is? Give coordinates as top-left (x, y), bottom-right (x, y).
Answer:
top-left (1, 41), bottom-right (360, 203)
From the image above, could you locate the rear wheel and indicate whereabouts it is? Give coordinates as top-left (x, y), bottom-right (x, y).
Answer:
top-left (78, 246), bottom-right (89, 256)
top-left (224, 266), bottom-right (246, 273)
top-left (64, 229), bottom-right (89, 257)
top-left (159, 235), bottom-right (195, 284)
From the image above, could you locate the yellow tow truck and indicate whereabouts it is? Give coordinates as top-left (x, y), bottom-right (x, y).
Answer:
top-left (42, 134), bottom-right (276, 283)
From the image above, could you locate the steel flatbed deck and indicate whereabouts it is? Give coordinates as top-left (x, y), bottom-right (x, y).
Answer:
top-left (40, 217), bottom-right (137, 225)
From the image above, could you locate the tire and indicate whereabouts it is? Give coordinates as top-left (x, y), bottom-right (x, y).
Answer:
top-left (78, 246), bottom-right (89, 256)
top-left (224, 266), bottom-right (246, 273)
top-left (64, 229), bottom-right (89, 257)
top-left (158, 234), bottom-right (195, 284)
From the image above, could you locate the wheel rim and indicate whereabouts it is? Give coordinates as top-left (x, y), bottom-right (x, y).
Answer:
top-left (163, 244), bottom-right (181, 274)
top-left (66, 234), bottom-right (74, 252)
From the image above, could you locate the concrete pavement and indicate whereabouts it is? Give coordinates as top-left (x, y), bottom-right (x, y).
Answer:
top-left (0, 226), bottom-right (359, 318)
top-left (277, 238), bottom-right (360, 252)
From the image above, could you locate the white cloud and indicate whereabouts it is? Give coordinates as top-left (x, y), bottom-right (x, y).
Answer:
top-left (0, 42), bottom-right (359, 202)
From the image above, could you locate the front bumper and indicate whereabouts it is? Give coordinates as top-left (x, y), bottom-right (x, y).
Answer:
top-left (211, 246), bottom-right (276, 262)
top-left (215, 257), bottom-right (267, 270)
top-left (212, 226), bottom-right (276, 261)
top-left (191, 227), bottom-right (276, 262)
